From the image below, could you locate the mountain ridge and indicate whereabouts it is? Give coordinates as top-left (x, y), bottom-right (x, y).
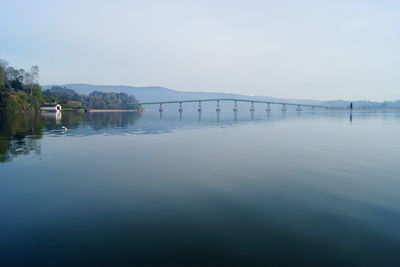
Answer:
top-left (42, 84), bottom-right (400, 109)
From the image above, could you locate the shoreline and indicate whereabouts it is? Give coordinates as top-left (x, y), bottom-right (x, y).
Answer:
top-left (88, 109), bottom-right (142, 112)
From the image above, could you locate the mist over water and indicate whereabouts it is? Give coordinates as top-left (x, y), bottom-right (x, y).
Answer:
top-left (1, 109), bottom-right (400, 266)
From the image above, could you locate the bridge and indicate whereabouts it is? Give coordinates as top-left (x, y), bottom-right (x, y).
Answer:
top-left (129, 98), bottom-right (341, 112)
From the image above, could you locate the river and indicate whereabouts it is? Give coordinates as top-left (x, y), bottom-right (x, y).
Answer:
top-left (1, 109), bottom-right (399, 266)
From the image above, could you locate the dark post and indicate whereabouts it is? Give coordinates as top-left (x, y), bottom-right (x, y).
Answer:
top-left (349, 102), bottom-right (353, 123)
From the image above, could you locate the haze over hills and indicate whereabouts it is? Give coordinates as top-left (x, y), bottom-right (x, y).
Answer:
top-left (42, 84), bottom-right (400, 109)
top-left (42, 84), bottom-right (285, 103)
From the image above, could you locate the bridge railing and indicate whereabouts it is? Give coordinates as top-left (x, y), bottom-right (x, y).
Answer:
top-left (129, 98), bottom-right (342, 110)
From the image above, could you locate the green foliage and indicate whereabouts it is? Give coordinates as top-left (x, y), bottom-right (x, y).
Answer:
top-left (31, 84), bottom-right (43, 110)
top-left (0, 59), bottom-right (43, 111)
top-left (84, 91), bottom-right (140, 110)
top-left (0, 65), bottom-right (5, 89)
top-left (4, 91), bottom-right (32, 112)
top-left (43, 86), bottom-right (82, 103)
top-left (63, 101), bottom-right (82, 109)
top-left (43, 87), bottom-right (141, 110)
top-left (0, 59), bottom-right (141, 111)
top-left (6, 67), bottom-right (25, 91)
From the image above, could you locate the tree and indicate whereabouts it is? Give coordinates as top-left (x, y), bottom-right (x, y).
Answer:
top-left (0, 60), bottom-right (44, 111)
top-left (0, 60), bottom-right (8, 89)
top-left (0, 65), bottom-right (5, 89)
top-left (83, 91), bottom-right (140, 110)
top-left (5, 67), bottom-right (24, 90)
top-left (24, 65), bottom-right (39, 95)
top-left (43, 86), bottom-right (82, 103)
top-left (31, 84), bottom-right (43, 110)
top-left (30, 65), bottom-right (39, 84)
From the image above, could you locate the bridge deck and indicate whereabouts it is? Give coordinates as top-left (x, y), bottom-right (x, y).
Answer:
top-left (129, 98), bottom-right (339, 109)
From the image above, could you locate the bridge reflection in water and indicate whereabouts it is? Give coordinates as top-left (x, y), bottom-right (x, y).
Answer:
top-left (0, 107), bottom-right (365, 164)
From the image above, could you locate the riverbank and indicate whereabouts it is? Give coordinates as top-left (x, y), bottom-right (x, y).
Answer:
top-left (88, 109), bottom-right (142, 112)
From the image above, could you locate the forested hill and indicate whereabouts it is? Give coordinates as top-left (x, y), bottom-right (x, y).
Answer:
top-left (0, 59), bottom-right (141, 111)
top-left (42, 84), bottom-right (259, 103)
top-left (42, 84), bottom-right (314, 104)
top-left (42, 83), bottom-right (400, 109)
top-left (42, 86), bottom-right (141, 110)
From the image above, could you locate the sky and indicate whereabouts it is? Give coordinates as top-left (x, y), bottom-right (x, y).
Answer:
top-left (1, 0), bottom-right (399, 101)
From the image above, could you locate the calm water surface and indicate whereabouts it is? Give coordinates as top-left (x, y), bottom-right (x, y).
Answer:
top-left (1, 109), bottom-right (400, 266)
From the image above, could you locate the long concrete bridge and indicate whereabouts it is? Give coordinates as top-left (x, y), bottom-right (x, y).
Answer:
top-left (130, 98), bottom-right (341, 112)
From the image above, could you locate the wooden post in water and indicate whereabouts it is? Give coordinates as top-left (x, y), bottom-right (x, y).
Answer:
top-left (350, 102), bottom-right (353, 123)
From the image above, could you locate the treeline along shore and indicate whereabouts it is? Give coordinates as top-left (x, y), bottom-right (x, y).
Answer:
top-left (0, 59), bottom-right (142, 112)
top-left (42, 87), bottom-right (142, 111)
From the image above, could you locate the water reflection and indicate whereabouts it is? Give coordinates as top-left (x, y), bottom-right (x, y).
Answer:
top-left (0, 111), bottom-right (142, 163)
top-left (1, 110), bottom-right (398, 164)
top-left (0, 112), bottom-right (44, 163)
top-left (2, 110), bottom-right (400, 266)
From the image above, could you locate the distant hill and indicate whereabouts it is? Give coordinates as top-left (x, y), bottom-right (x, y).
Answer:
top-left (42, 84), bottom-right (400, 109)
top-left (42, 84), bottom-right (284, 103)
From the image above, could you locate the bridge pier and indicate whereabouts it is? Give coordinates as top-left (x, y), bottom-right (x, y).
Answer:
top-left (250, 101), bottom-right (255, 120)
top-left (266, 103), bottom-right (271, 112)
top-left (216, 100), bottom-right (221, 112)
top-left (233, 100), bottom-right (238, 112)
top-left (131, 98), bottom-right (338, 115)
top-left (250, 101), bottom-right (255, 112)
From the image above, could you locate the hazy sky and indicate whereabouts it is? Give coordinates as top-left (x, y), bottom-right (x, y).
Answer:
top-left (1, 0), bottom-right (399, 100)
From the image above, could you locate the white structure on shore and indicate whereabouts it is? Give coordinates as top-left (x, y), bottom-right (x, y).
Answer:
top-left (40, 104), bottom-right (62, 112)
